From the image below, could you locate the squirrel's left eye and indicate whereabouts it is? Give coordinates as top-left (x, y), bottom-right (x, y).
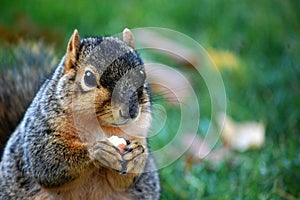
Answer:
top-left (84, 70), bottom-right (97, 87)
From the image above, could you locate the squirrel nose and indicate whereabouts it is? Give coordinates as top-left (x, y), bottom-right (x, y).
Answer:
top-left (117, 89), bottom-right (139, 120)
top-left (119, 109), bottom-right (130, 119)
top-left (119, 104), bottom-right (139, 120)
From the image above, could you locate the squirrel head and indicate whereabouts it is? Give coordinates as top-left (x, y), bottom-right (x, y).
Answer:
top-left (62, 29), bottom-right (151, 138)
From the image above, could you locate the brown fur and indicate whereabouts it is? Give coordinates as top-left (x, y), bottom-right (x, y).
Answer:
top-left (35, 165), bottom-right (138, 200)
top-left (0, 29), bottom-right (159, 199)
top-left (40, 30), bottom-right (152, 198)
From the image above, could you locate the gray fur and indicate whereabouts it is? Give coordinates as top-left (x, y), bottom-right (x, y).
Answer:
top-left (0, 35), bottom-right (160, 199)
top-left (0, 42), bottom-right (56, 154)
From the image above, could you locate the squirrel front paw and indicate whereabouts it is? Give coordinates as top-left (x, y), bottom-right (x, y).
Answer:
top-left (122, 140), bottom-right (147, 174)
top-left (90, 139), bottom-right (124, 172)
top-left (90, 139), bottom-right (147, 174)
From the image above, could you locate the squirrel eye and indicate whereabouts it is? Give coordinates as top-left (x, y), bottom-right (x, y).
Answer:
top-left (84, 70), bottom-right (97, 87)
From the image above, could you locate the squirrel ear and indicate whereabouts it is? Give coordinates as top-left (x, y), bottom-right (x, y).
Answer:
top-left (65, 29), bottom-right (80, 72)
top-left (123, 28), bottom-right (134, 49)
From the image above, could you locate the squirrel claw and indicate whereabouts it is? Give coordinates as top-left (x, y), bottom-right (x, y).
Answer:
top-left (116, 169), bottom-right (128, 175)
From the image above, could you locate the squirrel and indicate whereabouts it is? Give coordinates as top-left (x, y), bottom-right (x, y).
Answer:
top-left (0, 42), bottom-right (56, 155)
top-left (0, 28), bottom-right (160, 200)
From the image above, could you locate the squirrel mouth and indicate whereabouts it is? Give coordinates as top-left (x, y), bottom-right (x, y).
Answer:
top-left (111, 119), bottom-right (130, 127)
top-left (104, 106), bottom-right (141, 127)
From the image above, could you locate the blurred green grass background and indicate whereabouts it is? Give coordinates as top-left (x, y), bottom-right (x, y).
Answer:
top-left (1, 0), bottom-right (299, 199)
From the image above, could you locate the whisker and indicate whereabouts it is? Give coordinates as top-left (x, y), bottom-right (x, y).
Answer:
top-left (150, 88), bottom-right (174, 97)
top-left (96, 110), bottom-right (112, 118)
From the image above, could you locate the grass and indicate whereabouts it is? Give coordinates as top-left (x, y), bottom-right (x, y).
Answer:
top-left (1, 0), bottom-right (299, 199)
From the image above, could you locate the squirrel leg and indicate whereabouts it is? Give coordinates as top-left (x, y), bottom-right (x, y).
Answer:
top-left (128, 153), bottom-right (160, 200)
top-left (27, 137), bottom-right (91, 189)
